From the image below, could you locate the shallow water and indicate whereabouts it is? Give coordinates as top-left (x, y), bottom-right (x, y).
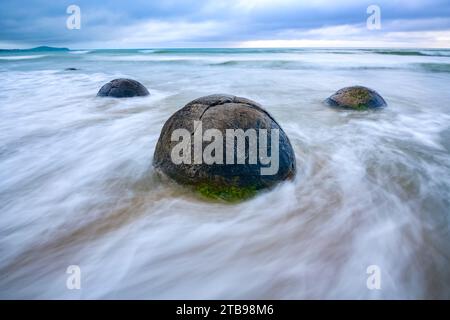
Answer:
top-left (0, 48), bottom-right (449, 299)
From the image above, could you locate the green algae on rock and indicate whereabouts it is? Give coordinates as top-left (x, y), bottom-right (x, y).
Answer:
top-left (325, 86), bottom-right (387, 110)
top-left (196, 184), bottom-right (258, 202)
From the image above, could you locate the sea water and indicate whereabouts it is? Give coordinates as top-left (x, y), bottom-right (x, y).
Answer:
top-left (0, 48), bottom-right (449, 298)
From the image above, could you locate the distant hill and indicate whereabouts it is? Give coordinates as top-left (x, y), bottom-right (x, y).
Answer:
top-left (0, 46), bottom-right (70, 52)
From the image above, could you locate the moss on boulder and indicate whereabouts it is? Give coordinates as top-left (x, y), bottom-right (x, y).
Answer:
top-left (196, 184), bottom-right (258, 202)
top-left (325, 86), bottom-right (387, 110)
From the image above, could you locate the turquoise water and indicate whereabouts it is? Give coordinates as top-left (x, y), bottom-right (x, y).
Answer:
top-left (0, 48), bottom-right (449, 298)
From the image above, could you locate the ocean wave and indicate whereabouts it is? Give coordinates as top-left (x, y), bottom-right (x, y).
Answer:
top-left (420, 50), bottom-right (450, 57)
top-left (143, 48), bottom-right (305, 55)
top-left (211, 60), bottom-right (297, 67)
top-left (138, 50), bottom-right (157, 54)
top-left (0, 55), bottom-right (48, 60)
top-left (417, 63), bottom-right (450, 73)
top-left (370, 49), bottom-right (450, 57)
top-left (87, 55), bottom-right (204, 62)
top-left (372, 50), bottom-right (429, 56)
top-left (209, 59), bottom-right (401, 71)
top-left (69, 50), bottom-right (91, 54)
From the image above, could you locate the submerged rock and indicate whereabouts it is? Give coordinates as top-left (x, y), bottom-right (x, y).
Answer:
top-left (153, 94), bottom-right (296, 201)
top-left (97, 78), bottom-right (149, 98)
top-left (65, 67), bottom-right (78, 71)
top-left (325, 86), bottom-right (387, 110)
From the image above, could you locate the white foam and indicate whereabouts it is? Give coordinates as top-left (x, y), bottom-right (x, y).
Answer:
top-left (0, 55), bottom-right (47, 60)
top-left (1, 50), bottom-right (450, 299)
top-left (138, 49), bottom-right (156, 54)
top-left (69, 50), bottom-right (91, 54)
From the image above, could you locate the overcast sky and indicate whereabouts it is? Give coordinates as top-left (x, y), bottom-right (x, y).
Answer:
top-left (1, 0), bottom-right (450, 48)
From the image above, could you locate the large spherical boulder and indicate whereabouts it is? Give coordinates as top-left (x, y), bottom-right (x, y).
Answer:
top-left (153, 94), bottom-right (296, 201)
top-left (97, 78), bottom-right (149, 98)
top-left (325, 86), bottom-right (386, 110)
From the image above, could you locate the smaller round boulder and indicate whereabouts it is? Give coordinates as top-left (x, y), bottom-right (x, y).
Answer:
top-left (97, 78), bottom-right (149, 98)
top-left (325, 86), bottom-right (386, 110)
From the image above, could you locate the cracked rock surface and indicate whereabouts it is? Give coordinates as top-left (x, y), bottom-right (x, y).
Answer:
top-left (153, 94), bottom-right (296, 191)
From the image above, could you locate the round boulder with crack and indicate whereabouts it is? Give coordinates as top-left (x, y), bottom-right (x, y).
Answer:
top-left (153, 94), bottom-right (296, 201)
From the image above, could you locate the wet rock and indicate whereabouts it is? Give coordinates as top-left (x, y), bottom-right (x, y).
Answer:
top-left (153, 94), bottom-right (296, 201)
top-left (65, 67), bottom-right (78, 71)
top-left (97, 78), bottom-right (149, 98)
top-left (325, 86), bottom-right (387, 110)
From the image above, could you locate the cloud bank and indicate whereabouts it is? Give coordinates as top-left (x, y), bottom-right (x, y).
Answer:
top-left (1, 0), bottom-right (449, 48)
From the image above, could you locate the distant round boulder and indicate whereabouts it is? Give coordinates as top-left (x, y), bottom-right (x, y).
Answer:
top-left (153, 94), bottom-right (296, 201)
top-left (97, 78), bottom-right (149, 98)
top-left (325, 86), bottom-right (386, 110)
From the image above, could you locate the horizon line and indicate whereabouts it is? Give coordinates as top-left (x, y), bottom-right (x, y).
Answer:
top-left (2, 46), bottom-right (450, 51)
